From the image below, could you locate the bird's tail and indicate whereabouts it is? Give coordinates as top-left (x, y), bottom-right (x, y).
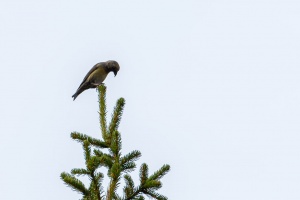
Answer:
top-left (72, 92), bottom-right (80, 101)
top-left (72, 83), bottom-right (89, 101)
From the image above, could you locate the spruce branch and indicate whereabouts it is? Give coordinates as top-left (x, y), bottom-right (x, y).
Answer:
top-left (108, 98), bottom-right (125, 136)
top-left (114, 193), bottom-right (123, 200)
top-left (94, 150), bottom-right (113, 168)
top-left (60, 172), bottom-right (89, 195)
top-left (94, 172), bottom-right (104, 183)
top-left (124, 174), bottom-right (135, 190)
top-left (121, 162), bottom-right (136, 173)
top-left (143, 180), bottom-right (162, 189)
top-left (93, 149), bottom-right (104, 157)
top-left (139, 164), bottom-right (148, 185)
top-left (61, 86), bottom-right (170, 200)
top-left (143, 190), bottom-right (167, 200)
top-left (123, 164), bottom-right (170, 200)
top-left (148, 165), bottom-right (170, 181)
top-left (123, 174), bottom-right (135, 198)
top-left (123, 187), bottom-right (143, 200)
top-left (71, 132), bottom-right (108, 148)
top-left (98, 85), bottom-right (108, 140)
top-left (134, 196), bottom-right (145, 200)
top-left (106, 179), bottom-right (121, 200)
top-left (71, 168), bottom-right (90, 176)
top-left (83, 140), bottom-right (91, 164)
top-left (90, 172), bottom-right (103, 200)
top-left (87, 156), bottom-right (103, 171)
top-left (107, 130), bottom-right (122, 200)
top-left (121, 151), bottom-right (142, 165)
top-left (119, 151), bottom-right (141, 174)
top-left (106, 166), bottom-right (121, 200)
top-left (110, 130), bottom-right (122, 156)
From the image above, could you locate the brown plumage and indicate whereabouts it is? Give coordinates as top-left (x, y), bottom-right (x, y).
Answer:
top-left (72, 60), bottom-right (120, 100)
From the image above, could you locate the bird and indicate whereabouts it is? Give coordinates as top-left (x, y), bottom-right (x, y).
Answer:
top-left (72, 60), bottom-right (120, 100)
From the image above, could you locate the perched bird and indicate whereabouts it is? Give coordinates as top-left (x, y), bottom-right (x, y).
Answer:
top-left (72, 60), bottom-right (120, 100)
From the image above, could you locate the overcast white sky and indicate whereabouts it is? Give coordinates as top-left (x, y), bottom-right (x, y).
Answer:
top-left (1, 0), bottom-right (300, 199)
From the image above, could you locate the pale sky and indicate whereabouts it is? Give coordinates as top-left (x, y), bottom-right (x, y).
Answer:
top-left (1, 0), bottom-right (300, 199)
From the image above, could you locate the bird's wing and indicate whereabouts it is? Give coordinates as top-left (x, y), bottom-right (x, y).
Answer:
top-left (77, 63), bottom-right (104, 89)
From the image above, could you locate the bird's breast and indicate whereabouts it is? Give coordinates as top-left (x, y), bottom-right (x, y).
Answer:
top-left (88, 68), bottom-right (108, 84)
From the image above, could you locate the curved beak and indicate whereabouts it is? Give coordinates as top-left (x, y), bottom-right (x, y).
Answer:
top-left (114, 71), bottom-right (118, 77)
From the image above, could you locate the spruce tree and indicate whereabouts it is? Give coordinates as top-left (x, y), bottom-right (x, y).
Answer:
top-left (61, 85), bottom-right (170, 200)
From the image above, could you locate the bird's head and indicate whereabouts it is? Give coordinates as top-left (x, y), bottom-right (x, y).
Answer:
top-left (106, 60), bottom-right (120, 77)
